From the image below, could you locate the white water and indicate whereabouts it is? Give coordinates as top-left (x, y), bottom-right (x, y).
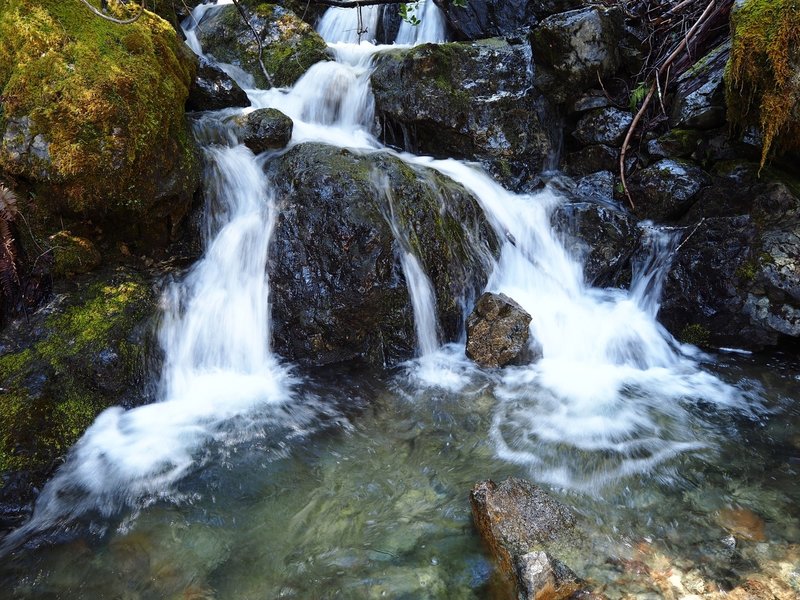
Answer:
top-left (395, 0), bottom-right (447, 45)
top-left (2, 1), bottom-right (761, 552)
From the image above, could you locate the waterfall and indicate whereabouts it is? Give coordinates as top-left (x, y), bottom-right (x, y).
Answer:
top-left (395, 0), bottom-right (447, 45)
top-left (2, 0), bottom-right (757, 554)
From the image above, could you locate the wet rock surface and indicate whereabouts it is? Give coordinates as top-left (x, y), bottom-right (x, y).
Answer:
top-left (267, 142), bottom-right (496, 367)
top-left (470, 478), bottom-right (586, 599)
top-left (552, 199), bottom-right (639, 287)
top-left (531, 6), bottom-right (623, 103)
top-left (433, 0), bottom-right (538, 40)
top-left (195, 3), bottom-right (329, 89)
top-left (0, 268), bottom-right (159, 531)
top-left (187, 56), bottom-right (251, 111)
top-left (670, 42), bottom-right (729, 130)
top-left (630, 159), bottom-right (711, 222)
top-left (466, 292), bottom-right (532, 367)
top-left (234, 108), bottom-right (293, 153)
top-left (660, 163), bottom-right (800, 349)
top-left (572, 107), bottom-right (633, 146)
top-left (371, 38), bottom-right (552, 191)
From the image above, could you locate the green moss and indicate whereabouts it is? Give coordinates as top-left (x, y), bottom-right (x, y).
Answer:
top-left (726, 0), bottom-right (800, 168)
top-left (736, 260), bottom-right (759, 281)
top-left (0, 0), bottom-right (196, 216)
top-left (49, 231), bottom-right (102, 277)
top-left (680, 324), bottom-right (711, 347)
top-left (0, 272), bottom-right (152, 480)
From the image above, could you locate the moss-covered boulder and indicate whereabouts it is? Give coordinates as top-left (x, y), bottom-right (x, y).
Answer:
top-left (0, 0), bottom-right (201, 246)
top-left (0, 268), bottom-right (158, 528)
top-left (267, 142), bottom-right (497, 367)
top-left (371, 38), bottom-right (553, 191)
top-left (48, 231), bottom-right (102, 278)
top-left (195, 3), bottom-right (329, 89)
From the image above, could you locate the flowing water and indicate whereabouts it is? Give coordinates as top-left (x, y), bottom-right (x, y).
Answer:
top-left (1, 2), bottom-right (799, 598)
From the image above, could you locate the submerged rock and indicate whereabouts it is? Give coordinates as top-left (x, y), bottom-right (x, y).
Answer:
top-left (470, 478), bottom-right (586, 600)
top-left (0, 268), bottom-right (158, 530)
top-left (233, 108), bottom-right (293, 153)
top-left (195, 3), bottom-right (329, 89)
top-left (371, 38), bottom-right (553, 191)
top-left (267, 142), bottom-right (496, 367)
top-left (465, 292), bottom-right (532, 368)
top-left (187, 56), bottom-right (251, 111)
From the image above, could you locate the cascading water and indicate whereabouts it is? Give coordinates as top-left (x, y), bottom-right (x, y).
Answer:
top-left (2, 1), bottom-right (776, 581)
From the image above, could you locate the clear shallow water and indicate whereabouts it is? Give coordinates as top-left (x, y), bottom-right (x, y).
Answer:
top-left (0, 353), bottom-right (798, 598)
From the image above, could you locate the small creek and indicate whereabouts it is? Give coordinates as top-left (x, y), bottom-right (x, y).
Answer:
top-left (0, 1), bottom-right (798, 598)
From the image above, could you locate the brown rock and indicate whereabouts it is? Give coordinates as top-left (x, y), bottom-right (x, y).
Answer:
top-left (470, 478), bottom-right (585, 600)
top-left (716, 507), bottom-right (767, 542)
top-left (466, 292), bottom-right (533, 367)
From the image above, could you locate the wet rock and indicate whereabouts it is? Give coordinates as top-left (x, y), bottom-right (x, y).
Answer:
top-left (552, 199), bottom-right (639, 287)
top-left (573, 107), bottom-right (633, 146)
top-left (629, 159), bottom-right (711, 222)
top-left (233, 108), bottom-right (293, 153)
top-left (646, 129), bottom-right (703, 160)
top-left (571, 90), bottom-right (613, 113)
top-left (371, 38), bottom-right (553, 191)
top-left (670, 42), bottom-right (729, 130)
top-left (470, 478), bottom-right (585, 600)
top-left (187, 56), bottom-right (251, 111)
top-left (267, 142), bottom-right (496, 367)
top-left (716, 507), bottom-right (767, 542)
top-left (531, 7), bottom-right (623, 103)
top-left (466, 293), bottom-right (532, 367)
top-left (195, 3), bottom-right (329, 89)
top-left (660, 162), bottom-right (800, 349)
top-left (565, 144), bottom-right (619, 177)
top-left (0, 268), bottom-right (158, 530)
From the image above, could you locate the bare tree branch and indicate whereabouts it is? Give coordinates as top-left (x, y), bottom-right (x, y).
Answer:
top-left (79, 0), bottom-right (145, 24)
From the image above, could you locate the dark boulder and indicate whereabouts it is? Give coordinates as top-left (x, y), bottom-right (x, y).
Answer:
top-left (187, 56), bottom-right (251, 111)
top-left (234, 108), bottom-right (293, 153)
top-left (371, 38), bottom-right (553, 191)
top-left (670, 41), bottom-right (729, 130)
top-left (659, 163), bottom-right (800, 349)
top-left (470, 478), bottom-right (587, 600)
top-left (466, 292), bottom-right (532, 367)
top-left (565, 144), bottom-right (619, 177)
top-left (531, 7), bottom-right (623, 103)
top-left (629, 159), bottom-right (711, 222)
top-left (266, 142), bottom-right (496, 367)
top-left (195, 3), bottom-right (329, 89)
top-left (552, 197), bottom-right (639, 287)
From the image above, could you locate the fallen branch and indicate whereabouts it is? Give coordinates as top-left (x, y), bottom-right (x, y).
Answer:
top-left (619, 0), bottom-right (718, 210)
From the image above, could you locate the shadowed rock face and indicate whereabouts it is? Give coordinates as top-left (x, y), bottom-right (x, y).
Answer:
top-left (470, 478), bottom-right (587, 600)
top-left (187, 56), bottom-right (251, 112)
top-left (466, 292), bottom-right (532, 367)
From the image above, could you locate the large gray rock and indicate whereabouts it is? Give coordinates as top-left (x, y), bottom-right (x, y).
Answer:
top-left (266, 142), bottom-right (496, 367)
top-left (629, 159), bottom-right (711, 222)
top-left (531, 7), bottom-right (623, 103)
top-left (187, 56), bottom-right (251, 112)
top-left (659, 162), bottom-right (800, 349)
top-left (195, 3), bottom-right (329, 88)
top-left (371, 38), bottom-right (553, 191)
top-left (466, 292), bottom-right (532, 367)
top-left (233, 108), bottom-right (293, 153)
top-left (470, 478), bottom-right (586, 600)
top-left (670, 41), bottom-right (729, 130)
top-left (572, 107), bottom-right (633, 146)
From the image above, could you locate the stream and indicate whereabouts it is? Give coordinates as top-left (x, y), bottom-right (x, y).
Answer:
top-left (1, 1), bottom-right (798, 598)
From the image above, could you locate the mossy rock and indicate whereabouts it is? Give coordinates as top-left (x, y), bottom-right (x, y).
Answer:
top-left (0, 0), bottom-right (200, 244)
top-left (48, 231), bottom-right (102, 278)
top-left (195, 3), bottom-right (329, 89)
top-left (726, 0), bottom-right (800, 167)
top-left (0, 268), bottom-right (157, 525)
